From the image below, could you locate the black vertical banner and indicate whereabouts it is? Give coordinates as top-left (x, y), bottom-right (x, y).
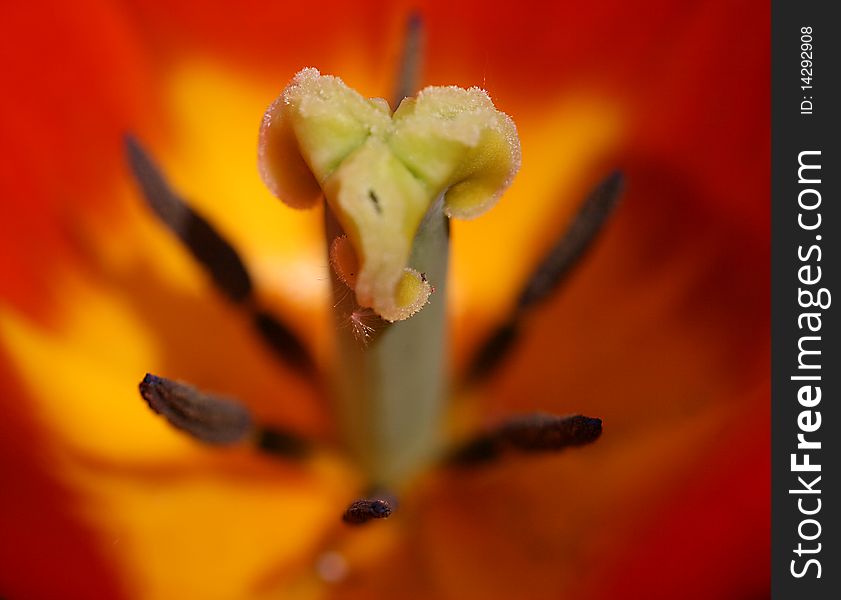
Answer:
top-left (772, 2), bottom-right (840, 598)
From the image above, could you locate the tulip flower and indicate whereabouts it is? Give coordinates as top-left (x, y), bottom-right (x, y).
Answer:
top-left (0, 1), bottom-right (768, 599)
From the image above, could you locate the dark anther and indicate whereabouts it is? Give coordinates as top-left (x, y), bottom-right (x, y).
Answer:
top-left (465, 172), bottom-right (624, 385)
top-left (464, 319), bottom-right (519, 383)
top-left (125, 135), bottom-right (253, 303)
top-left (392, 11), bottom-right (424, 108)
top-left (517, 171), bottom-right (625, 310)
top-left (342, 497), bottom-right (394, 525)
top-left (254, 427), bottom-right (311, 459)
top-left (139, 373), bottom-right (252, 444)
top-left (252, 310), bottom-right (316, 375)
top-left (447, 413), bottom-right (603, 466)
top-left (500, 413), bottom-right (603, 452)
top-left (445, 434), bottom-right (500, 465)
top-left (125, 136), bottom-right (317, 376)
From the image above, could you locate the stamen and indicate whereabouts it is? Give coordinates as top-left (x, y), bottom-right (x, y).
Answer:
top-left (341, 496), bottom-right (395, 525)
top-left (517, 171), bottom-right (625, 309)
top-left (466, 172), bottom-right (625, 383)
top-left (125, 136), bottom-right (252, 303)
top-left (464, 320), bottom-right (519, 384)
top-left (392, 11), bottom-right (425, 109)
top-left (125, 136), bottom-right (316, 376)
top-left (139, 374), bottom-right (313, 459)
top-left (138, 373), bottom-right (252, 444)
top-left (500, 413), bottom-right (603, 451)
top-left (252, 310), bottom-right (317, 374)
top-left (447, 413), bottom-right (603, 466)
top-left (253, 427), bottom-right (311, 459)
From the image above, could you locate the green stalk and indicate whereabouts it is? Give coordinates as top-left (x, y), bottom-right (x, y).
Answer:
top-left (327, 197), bottom-right (449, 489)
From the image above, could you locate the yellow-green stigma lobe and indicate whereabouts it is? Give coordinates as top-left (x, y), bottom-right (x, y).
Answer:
top-left (259, 67), bottom-right (521, 322)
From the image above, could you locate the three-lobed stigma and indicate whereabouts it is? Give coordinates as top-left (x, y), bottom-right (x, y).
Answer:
top-left (258, 68), bottom-right (521, 322)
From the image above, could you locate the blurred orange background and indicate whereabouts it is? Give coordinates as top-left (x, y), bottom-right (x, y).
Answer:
top-left (0, 1), bottom-right (768, 599)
